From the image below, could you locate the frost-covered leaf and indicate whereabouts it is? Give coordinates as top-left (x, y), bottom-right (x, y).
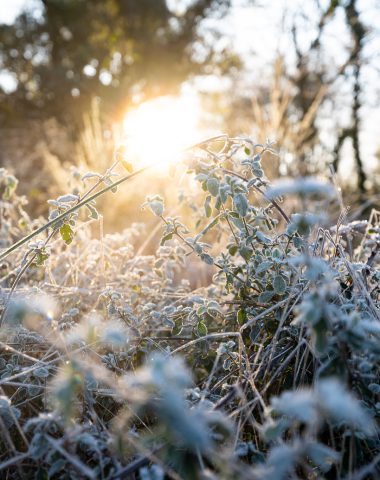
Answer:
top-left (201, 217), bottom-right (219, 236)
top-left (273, 275), bottom-right (286, 294)
top-left (139, 465), bottom-right (164, 480)
top-left (256, 261), bottom-right (273, 274)
top-left (369, 384), bottom-right (380, 394)
top-left (234, 193), bottom-right (249, 217)
top-left (101, 321), bottom-right (129, 346)
top-left (0, 395), bottom-right (20, 427)
top-left (271, 389), bottom-right (317, 423)
top-left (34, 367), bottom-right (50, 379)
top-left (305, 442), bottom-right (339, 472)
top-left (28, 432), bottom-right (49, 460)
top-left (149, 199), bottom-right (164, 216)
top-left (317, 378), bottom-right (374, 435)
top-left (256, 231), bottom-right (271, 244)
top-left (287, 213), bottom-right (325, 236)
top-left (207, 178), bottom-right (219, 197)
top-left (85, 203), bottom-right (99, 220)
top-left (258, 290), bottom-right (275, 303)
top-left (219, 183), bottom-right (231, 203)
top-left (200, 253), bottom-right (214, 265)
top-left (144, 195), bottom-right (165, 216)
top-left (57, 194), bottom-right (79, 203)
top-left (48, 459), bottom-right (66, 477)
top-left (267, 177), bottom-right (335, 199)
top-left (82, 171), bottom-right (101, 181)
top-left (253, 444), bottom-right (297, 480)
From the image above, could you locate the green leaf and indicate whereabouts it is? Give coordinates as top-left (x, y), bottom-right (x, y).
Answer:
top-left (197, 305), bottom-right (207, 316)
top-left (234, 193), bottom-right (249, 217)
top-left (273, 275), bottom-right (287, 294)
top-left (207, 178), bottom-right (219, 197)
top-left (34, 367), bottom-right (50, 379)
top-left (256, 261), bottom-right (272, 274)
top-left (60, 224), bottom-right (74, 245)
top-left (256, 231), bottom-right (271, 244)
top-left (85, 203), bottom-right (99, 220)
top-left (258, 290), bottom-right (275, 303)
top-left (201, 217), bottom-right (219, 236)
top-left (262, 418), bottom-right (289, 441)
top-left (35, 467), bottom-right (49, 480)
top-left (237, 309), bottom-right (247, 325)
top-left (48, 459), bottom-right (66, 477)
top-left (204, 195), bottom-right (212, 217)
top-left (228, 244), bottom-right (238, 256)
top-left (34, 251), bottom-right (49, 267)
top-left (314, 320), bottom-right (328, 354)
top-left (160, 232), bottom-right (173, 245)
top-left (219, 184), bottom-right (230, 203)
top-left (197, 321), bottom-right (208, 337)
top-left (239, 245), bottom-right (252, 261)
top-left (293, 236), bottom-right (303, 249)
top-left (3, 174), bottom-right (18, 200)
top-left (200, 253), bottom-right (214, 265)
top-left (172, 317), bottom-right (183, 336)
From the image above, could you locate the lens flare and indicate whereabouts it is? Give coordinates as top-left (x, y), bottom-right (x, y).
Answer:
top-left (122, 95), bottom-right (201, 168)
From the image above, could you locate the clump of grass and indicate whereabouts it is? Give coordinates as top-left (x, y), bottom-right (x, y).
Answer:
top-left (0, 136), bottom-right (379, 479)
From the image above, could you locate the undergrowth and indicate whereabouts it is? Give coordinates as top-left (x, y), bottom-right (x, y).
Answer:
top-left (0, 137), bottom-right (379, 479)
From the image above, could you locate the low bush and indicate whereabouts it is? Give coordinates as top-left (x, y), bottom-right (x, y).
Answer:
top-left (0, 137), bottom-right (379, 479)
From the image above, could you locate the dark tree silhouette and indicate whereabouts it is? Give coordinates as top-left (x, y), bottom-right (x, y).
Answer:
top-left (0, 0), bottom-right (237, 122)
top-left (333, 0), bottom-right (367, 192)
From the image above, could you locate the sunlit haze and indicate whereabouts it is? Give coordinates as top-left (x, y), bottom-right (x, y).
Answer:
top-left (0, 1), bottom-right (379, 476)
top-left (122, 95), bottom-right (202, 168)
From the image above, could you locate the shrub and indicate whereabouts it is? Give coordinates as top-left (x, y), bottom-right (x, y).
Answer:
top-left (0, 136), bottom-right (379, 479)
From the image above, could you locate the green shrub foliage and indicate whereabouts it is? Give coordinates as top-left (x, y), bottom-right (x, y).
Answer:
top-left (0, 137), bottom-right (379, 479)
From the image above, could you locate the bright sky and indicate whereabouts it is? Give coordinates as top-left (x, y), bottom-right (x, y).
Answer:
top-left (223, 0), bottom-right (380, 177)
top-left (0, 0), bottom-right (39, 23)
top-left (0, 0), bottom-right (379, 177)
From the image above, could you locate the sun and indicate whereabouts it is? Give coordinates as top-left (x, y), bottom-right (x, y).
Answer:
top-left (122, 94), bottom-right (202, 168)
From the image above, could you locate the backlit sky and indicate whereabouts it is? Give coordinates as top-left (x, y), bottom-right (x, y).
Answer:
top-left (0, 0), bottom-right (379, 178)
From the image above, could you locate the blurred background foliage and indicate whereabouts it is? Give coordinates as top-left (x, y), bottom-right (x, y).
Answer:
top-left (0, 0), bottom-right (238, 119)
top-left (0, 0), bottom-right (379, 227)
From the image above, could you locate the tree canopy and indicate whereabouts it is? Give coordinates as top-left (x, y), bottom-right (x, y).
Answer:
top-left (0, 0), bottom-right (237, 122)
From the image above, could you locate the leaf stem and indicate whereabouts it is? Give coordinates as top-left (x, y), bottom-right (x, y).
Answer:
top-left (0, 135), bottom-right (228, 263)
top-left (0, 165), bottom-right (151, 262)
